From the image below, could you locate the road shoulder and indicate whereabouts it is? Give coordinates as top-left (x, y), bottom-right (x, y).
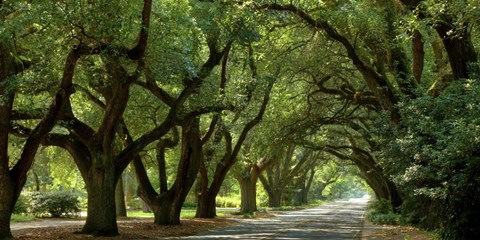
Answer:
top-left (360, 219), bottom-right (434, 240)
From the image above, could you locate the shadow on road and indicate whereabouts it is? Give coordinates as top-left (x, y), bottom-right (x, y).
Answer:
top-left (172, 198), bottom-right (368, 240)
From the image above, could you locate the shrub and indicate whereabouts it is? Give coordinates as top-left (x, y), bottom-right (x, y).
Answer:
top-left (182, 201), bottom-right (197, 208)
top-left (367, 212), bottom-right (402, 225)
top-left (126, 197), bottom-right (142, 210)
top-left (13, 195), bottom-right (30, 214)
top-left (368, 199), bottom-right (393, 215)
top-left (365, 199), bottom-right (402, 225)
top-left (31, 191), bottom-right (81, 218)
top-left (216, 196), bottom-right (240, 208)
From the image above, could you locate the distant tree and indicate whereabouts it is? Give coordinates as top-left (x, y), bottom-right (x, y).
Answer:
top-left (260, 145), bottom-right (315, 207)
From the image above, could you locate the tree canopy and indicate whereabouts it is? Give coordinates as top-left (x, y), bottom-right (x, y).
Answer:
top-left (1, 0), bottom-right (479, 239)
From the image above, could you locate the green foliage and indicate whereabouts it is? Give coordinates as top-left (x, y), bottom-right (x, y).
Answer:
top-left (376, 79), bottom-right (480, 239)
top-left (182, 201), bottom-right (197, 208)
top-left (11, 214), bottom-right (36, 223)
top-left (3, 0), bottom-right (478, 238)
top-left (398, 195), bottom-right (441, 229)
top-left (367, 212), bottom-right (402, 225)
top-left (323, 174), bottom-right (368, 200)
top-left (13, 195), bottom-right (29, 215)
top-left (365, 199), bottom-right (402, 225)
top-left (216, 196), bottom-right (240, 208)
top-left (368, 199), bottom-right (394, 215)
top-left (31, 191), bottom-right (81, 218)
top-left (126, 197), bottom-right (142, 210)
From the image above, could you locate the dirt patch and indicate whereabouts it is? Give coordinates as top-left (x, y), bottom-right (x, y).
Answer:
top-left (360, 220), bottom-right (433, 240)
top-left (13, 218), bottom-right (236, 239)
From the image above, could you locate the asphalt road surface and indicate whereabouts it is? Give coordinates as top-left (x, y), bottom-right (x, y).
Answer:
top-left (173, 198), bottom-right (368, 240)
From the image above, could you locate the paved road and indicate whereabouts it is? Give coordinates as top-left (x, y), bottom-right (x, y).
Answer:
top-left (171, 198), bottom-right (368, 240)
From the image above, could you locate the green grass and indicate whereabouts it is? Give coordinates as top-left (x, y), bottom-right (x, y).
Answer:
top-left (267, 206), bottom-right (304, 211)
top-left (9, 209), bottom-right (236, 223)
top-left (11, 214), bottom-right (36, 222)
top-left (127, 209), bottom-right (237, 218)
top-left (305, 200), bottom-right (327, 207)
top-left (257, 200), bottom-right (327, 212)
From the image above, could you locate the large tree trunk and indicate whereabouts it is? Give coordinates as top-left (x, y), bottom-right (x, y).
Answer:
top-left (411, 29), bottom-right (424, 83)
top-left (267, 190), bottom-right (282, 208)
top-left (125, 169), bottom-right (136, 209)
top-left (436, 23), bottom-right (479, 80)
top-left (151, 121), bottom-right (201, 225)
top-left (81, 159), bottom-right (118, 236)
top-left (303, 169), bottom-right (315, 203)
top-left (32, 170), bottom-right (41, 191)
top-left (293, 172), bottom-right (307, 206)
top-left (385, 179), bottom-right (402, 209)
top-left (151, 193), bottom-right (179, 225)
top-left (194, 145), bottom-right (226, 219)
top-left (115, 175), bottom-right (127, 217)
top-left (195, 146), bottom-right (217, 219)
top-left (0, 118), bottom-right (14, 240)
top-left (238, 175), bottom-right (258, 214)
top-left (294, 168), bottom-right (314, 206)
top-left (195, 189), bottom-right (217, 218)
top-left (353, 157), bottom-right (402, 209)
top-left (260, 176), bottom-right (283, 208)
top-left (0, 174), bottom-right (16, 240)
top-left (237, 161), bottom-right (268, 214)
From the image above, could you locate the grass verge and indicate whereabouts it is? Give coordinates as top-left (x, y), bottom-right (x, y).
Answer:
top-left (11, 214), bottom-right (35, 222)
top-left (127, 209), bottom-right (237, 218)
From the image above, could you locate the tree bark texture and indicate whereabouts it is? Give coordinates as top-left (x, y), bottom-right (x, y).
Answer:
top-left (303, 168), bottom-right (315, 203)
top-left (0, 173), bottom-right (15, 240)
top-left (412, 30), bottom-right (424, 83)
top-left (267, 190), bottom-right (283, 208)
top-left (151, 193), bottom-right (179, 225)
top-left (238, 173), bottom-right (258, 214)
top-left (115, 175), bottom-right (127, 217)
top-left (195, 190), bottom-right (217, 218)
top-left (293, 168), bottom-right (315, 206)
top-left (236, 157), bottom-right (272, 214)
top-left (436, 23), bottom-right (479, 80)
top-left (351, 152), bottom-right (402, 208)
top-left (81, 157), bottom-right (118, 236)
top-left (0, 40), bottom-right (17, 240)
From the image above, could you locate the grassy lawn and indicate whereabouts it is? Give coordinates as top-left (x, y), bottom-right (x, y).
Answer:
top-left (10, 209), bottom-right (237, 223)
top-left (11, 214), bottom-right (36, 222)
top-left (127, 209), bottom-right (237, 218)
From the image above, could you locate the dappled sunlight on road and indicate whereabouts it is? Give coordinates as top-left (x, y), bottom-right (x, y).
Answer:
top-left (172, 198), bottom-right (368, 240)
